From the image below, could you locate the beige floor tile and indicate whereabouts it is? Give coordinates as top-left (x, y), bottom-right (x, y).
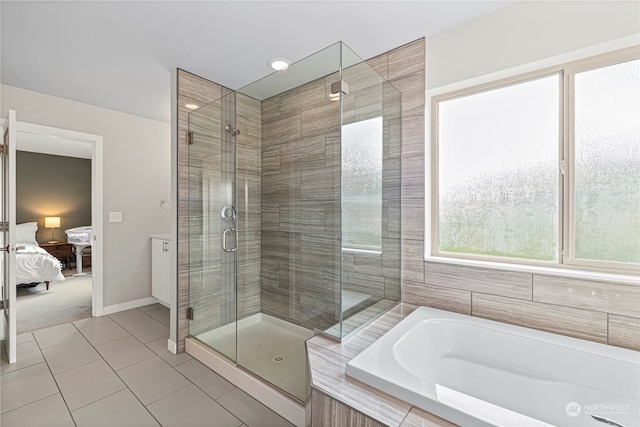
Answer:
top-left (148, 384), bottom-right (242, 427)
top-left (0, 363), bottom-right (58, 414)
top-left (109, 310), bottom-right (169, 343)
top-left (217, 388), bottom-right (295, 427)
top-left (72, 389), bottom-right (160, 427)
top-left (175, 359), bottom-right (235, 399)
top-left (16, 332), bottom-right (35, 344)
top-left (1, 340), bottom-right (45, 375)
top-left (54, 359), bottom-right (126, 411)
top-left (77, 318), bottom-right (131, 346)
top-left (117, 356), bottom-right (190, 405)
top-left (144, 306), bottom-right (170, 326)
top-left (138, 303), bottom-right (165, 313)
top-left (42, 338), bottom-right (101, 374)
top-left (146, 337), bottom-right (192, 367)
top-left (32, 323), bottom-right (83, 349)
top-left (0, 393), bottom-right (75, 427)
top-left (73, 316), bottom-right (112, 330)
top-left (96, 335), bottom-right (156, 370)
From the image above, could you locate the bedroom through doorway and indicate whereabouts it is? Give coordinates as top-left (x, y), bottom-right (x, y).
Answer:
top-left (13, 122), bottom-right (103, 334)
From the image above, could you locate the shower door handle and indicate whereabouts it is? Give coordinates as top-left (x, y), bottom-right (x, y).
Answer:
top-left (222, 228), bottom-right (237, 252)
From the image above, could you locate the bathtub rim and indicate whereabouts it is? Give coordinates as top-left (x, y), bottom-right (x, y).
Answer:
top-left (346, 306), bottom-right (640, 427)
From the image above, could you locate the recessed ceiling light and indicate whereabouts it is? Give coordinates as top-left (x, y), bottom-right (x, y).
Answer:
top-left (268, 57), bottom-right (291, 71)
top-left (185, 103), bottom-right (199, 110)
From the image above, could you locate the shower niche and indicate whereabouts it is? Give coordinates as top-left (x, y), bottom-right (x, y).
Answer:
top-left (185, 42), bottom-right (402, 403)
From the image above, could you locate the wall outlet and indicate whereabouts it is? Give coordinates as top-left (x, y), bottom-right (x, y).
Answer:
top-left (109, 211), bottom-right (123, 223)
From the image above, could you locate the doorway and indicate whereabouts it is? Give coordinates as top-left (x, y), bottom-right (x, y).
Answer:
top-left (14, 121), bottom-right (103, 332)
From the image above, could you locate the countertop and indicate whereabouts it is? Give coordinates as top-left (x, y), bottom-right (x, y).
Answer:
top-left (150, 233), bottom-right (171, 240)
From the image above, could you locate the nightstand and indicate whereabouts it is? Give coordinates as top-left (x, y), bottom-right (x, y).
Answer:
top-left (40, 242), bottom-right (73, 269)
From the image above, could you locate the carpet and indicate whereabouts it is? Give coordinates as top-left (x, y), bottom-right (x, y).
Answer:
top-left (16, 274), bottom-right (92, 334)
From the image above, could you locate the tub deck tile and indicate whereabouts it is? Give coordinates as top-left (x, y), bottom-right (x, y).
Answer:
top-left (307, 341), bottom-right (411, 427)
top-left (308, 303), bottom-right (416, 360)
top-left (308, 302), bottom-right (458, 427)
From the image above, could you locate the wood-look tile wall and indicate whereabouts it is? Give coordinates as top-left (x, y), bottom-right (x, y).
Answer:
top-left (394, 39), bottom-right (640, 352)
top-left (176, 70), bottom-right (261, 350)
top-left (260, 76), bottom-right (342, 331)
top-left (405, 257), bottom-right (640, 350)
top-left (341, 60), bottom-right (403, 317)
top-left (259, 53), bottom-right (402, 333)
top-left (310, 390), bottom-right (387, 427)
top-left (177, 70), bottom-right (222, 351)
top-left (236, 93), bottom-right (262, 320)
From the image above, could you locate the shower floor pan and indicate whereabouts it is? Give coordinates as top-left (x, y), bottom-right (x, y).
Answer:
top-left (195, 313), bottom-right (314, 401)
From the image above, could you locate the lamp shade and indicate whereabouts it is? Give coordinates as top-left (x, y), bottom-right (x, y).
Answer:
top-left (44, 217), bottom-right (60, 228)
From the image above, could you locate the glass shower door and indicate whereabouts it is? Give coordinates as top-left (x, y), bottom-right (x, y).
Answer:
top-left (188, 92), bottom-right (238, 361)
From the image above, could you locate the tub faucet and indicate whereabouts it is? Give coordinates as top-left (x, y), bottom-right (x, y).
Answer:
top-left (591, 414), bottom-right (626, 427)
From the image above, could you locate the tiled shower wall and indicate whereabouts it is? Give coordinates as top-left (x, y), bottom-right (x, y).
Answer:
top-left (388, 40), bottom-right (640, 352)
top-left (176, 70), bottom-right (261, 350)
top-left (259, 58), bottom-right (403, 332)
top-left (259, 76), bottom-right (342, 331)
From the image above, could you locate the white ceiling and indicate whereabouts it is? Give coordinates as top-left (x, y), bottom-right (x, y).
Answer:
top-left (1, 1), bottom-right (516, 123)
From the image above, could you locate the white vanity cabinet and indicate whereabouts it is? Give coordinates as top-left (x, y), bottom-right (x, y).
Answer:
top-left (151, 234), bottom-right (171, 307)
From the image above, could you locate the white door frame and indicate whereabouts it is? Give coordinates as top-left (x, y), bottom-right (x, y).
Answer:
top-left (15, 121), bottom-right (104, 316)
top-left (2, 110), bottom-right (18, 363)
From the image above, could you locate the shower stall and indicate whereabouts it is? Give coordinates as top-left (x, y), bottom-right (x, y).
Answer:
top-left (186, 42), bottom-right (402, 403)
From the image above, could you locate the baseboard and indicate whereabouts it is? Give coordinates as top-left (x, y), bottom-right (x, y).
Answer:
top-left (167, 338), bottom-right (177, 354)
top-left (186, 337), bottom-right (305, 427)
top-left (102, 297), bottom-right (158, 315)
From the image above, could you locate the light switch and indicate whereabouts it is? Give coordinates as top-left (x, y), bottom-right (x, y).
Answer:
top-left (109, 211), bottom-right (123, 223)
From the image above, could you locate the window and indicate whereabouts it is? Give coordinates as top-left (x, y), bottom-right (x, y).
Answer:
top-left (432, 49), bottom-right (639, 274)
top-left (342, 117), bottom-right (383, 250)
top-left (571, 59), bottom-right (640, 267)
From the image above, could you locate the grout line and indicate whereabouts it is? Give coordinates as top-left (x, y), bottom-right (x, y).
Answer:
top-left (4, 304), bottom-right (269, 427)
top-left (32, 339), bottom-right (78, 426)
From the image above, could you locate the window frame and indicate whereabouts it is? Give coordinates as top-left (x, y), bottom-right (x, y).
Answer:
top-left (429, 47), bottom-right (640, 276)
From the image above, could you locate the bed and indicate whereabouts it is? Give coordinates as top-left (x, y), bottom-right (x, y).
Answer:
top-left (15, 222), bottom-right (65, 289)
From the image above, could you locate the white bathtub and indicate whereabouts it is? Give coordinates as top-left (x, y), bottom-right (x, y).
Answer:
top-left (346, 307), bottom-right (639, 427)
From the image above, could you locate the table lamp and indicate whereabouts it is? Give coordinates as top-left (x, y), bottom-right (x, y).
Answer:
top-left (44, 216), bottom-right (60, 243)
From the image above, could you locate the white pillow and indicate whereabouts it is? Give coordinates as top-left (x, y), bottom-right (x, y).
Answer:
top-left (15, 222), bottom-right (38, 245)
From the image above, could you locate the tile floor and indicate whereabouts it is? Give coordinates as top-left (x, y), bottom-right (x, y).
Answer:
top-left (0, 303), bottom-right (295, 427)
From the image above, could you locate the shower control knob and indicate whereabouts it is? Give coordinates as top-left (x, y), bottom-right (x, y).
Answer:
top-left (220, 206), bottom-right (237, 221)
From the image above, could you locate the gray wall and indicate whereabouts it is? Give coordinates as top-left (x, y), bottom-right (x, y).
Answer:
top-left (2, 84), bottom-right (172, 309)
top-left (16, 151), bottom-right (91, 243)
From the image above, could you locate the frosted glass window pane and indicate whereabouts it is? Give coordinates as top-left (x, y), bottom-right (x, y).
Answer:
top-left (438, 75), bottom-right (559, 261)
top-left (342, 117), bottom-right (383, 248)
top-left (574, 59), bottom-right (640, 264)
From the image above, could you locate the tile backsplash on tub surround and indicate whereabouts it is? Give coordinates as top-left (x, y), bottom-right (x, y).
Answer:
top-left (402, 262), bottom-right (640, 351)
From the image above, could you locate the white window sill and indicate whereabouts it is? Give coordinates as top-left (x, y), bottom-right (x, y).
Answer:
top-left (424, 256), bottom-right (640, 286)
